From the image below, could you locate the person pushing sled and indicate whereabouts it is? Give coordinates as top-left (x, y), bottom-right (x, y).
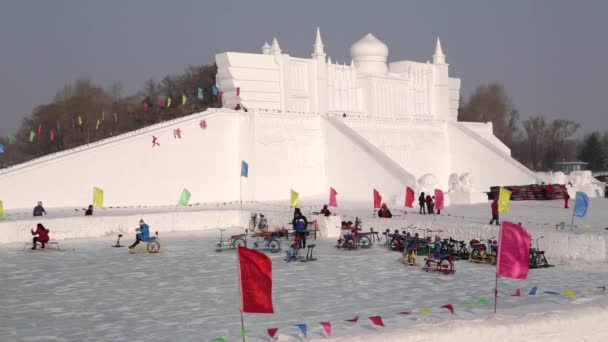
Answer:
top-left (129, 219), bottom-right (161, 253)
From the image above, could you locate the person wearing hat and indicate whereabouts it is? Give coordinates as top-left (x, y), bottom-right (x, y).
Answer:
top-left (33, 201), bottom-right (46, 217)
top-left (129, 219), bottom-right (150, 249)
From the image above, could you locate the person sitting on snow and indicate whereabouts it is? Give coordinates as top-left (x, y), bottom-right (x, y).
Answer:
top-left (377, 203), bottom-right (392, 218)
top-left (85, 205), bottom-right (94, 216)
top-left (320, 204), bottom-right (331, 217)
top-left (129, 219), bottom-right (150, 249)
top-left (31, 223), bottom-right (50, 250)
top-left (33, 201), bottom-right (46, 217)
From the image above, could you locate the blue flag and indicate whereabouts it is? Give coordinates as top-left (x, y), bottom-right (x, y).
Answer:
top-left (212, 85), bottom-right (219, 96)
top-left (71, 117), bottom-right (75, 129)
top-left (241, 160), bottom-right (248, 177)
top-left (573, 192), bottom-right (589, 217)
top-left (529, 287), bottom-right (538, 295)
top-left (198, 87), bottom-right (203, 100)
top-left (0, 144), bottom-right (5, 154)
top-left (295, 324), bottom-right (307, 337)
top-left (56, 120), bottom-right (61, 133)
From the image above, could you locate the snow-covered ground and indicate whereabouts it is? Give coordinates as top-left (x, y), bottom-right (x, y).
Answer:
top-left (1, 199), bottom-right (607, 341)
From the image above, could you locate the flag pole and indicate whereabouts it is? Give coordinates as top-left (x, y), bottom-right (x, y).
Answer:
top-left (570, 212), bottom-right (575, 233)
top-left (240, 176), bottom-right (243, 210)
top-left (494, 273), bottom-right (498, 313)
top-left (237, 247), bottom-right (246, 342)
top-left (240, 310), bottom-right (246, 342)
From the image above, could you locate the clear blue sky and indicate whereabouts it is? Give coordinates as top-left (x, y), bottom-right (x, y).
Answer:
top-left (1, 0), bottom-right (606, 136)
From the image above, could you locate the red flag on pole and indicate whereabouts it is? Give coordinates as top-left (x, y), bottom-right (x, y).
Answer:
top-left (143, 101), bottom-right (149, 112)
top-left (236, 87), bottom-right (241, 96)
top-left (373, 189), bottom-right (382, 209)
top-left (496, 221), bottom-right (531, 279)
top-left (405, 186), bottom-right (415, 208)
top-left (238, 245), bottom-right (274, 313)
top-left (38, 123), bottom-right (42, 135)
top-left (329, 187), bottom-right (338, 207)
top-left (50, 129), bottom-right (56, 142)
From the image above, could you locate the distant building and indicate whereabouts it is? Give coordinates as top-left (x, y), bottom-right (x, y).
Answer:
top-left (554, 161), bottom-right (588, 174)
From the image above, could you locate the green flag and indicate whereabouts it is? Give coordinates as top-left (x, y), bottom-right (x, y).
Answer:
top-left (477, 298), bottom-right (489, 306)
top-left (29, 130), bottom-right (36, 143)
top-left (8, 135), bottom-right (15, 144)
top-left (114, 112), bottom-right (118, 123)
top-left (101, 111), bottom-right (106, 121)
top-left (179, 189), bottom-right (191, 206)
top-left (462, 301), bottom-right (473, 309)
top-left (210, 338), bottom-right (226, 342)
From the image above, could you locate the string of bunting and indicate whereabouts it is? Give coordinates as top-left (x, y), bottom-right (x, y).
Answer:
top-left (210, 285), bottom-right (606, 340)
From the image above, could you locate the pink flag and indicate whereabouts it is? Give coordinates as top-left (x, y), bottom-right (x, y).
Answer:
top-left (496, 221), bottom-right (531, 279)
top-left (329, 187), bottom-right (338, 207)
top-left (511, 288), bottom-right (521, 296)
top-left (236, 87), bottom-right (241, 96)
top-left (373, 189), bottom-right (382, 209)
top-left (319, 322), bottom-right (331, 337)
top-left (434, 189), bottom-right (444, 210)
top-left (267, 328), bottom-right (278, 338)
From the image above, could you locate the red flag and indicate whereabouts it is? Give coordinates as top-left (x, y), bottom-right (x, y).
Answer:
top-left (236, 87), bottom-right (241, 96)
top-left (143, 101), bottom-right (149, 112)
top-left (50, 129), bottom-right (56, 142)
top-left (434, 189), bottom-right (444, 210)
top-left (238, 245), bottom-right (274, 313)
top-left (38, 123), bottom-right (42, 135)
top-left (440, 304), bottom-right (454, 314)
top-left (267, 328), bottom-right (278, 338)
top-left (399, 311), bottom-right (412, 315)
top-left (319, 321), bottom-right (331, 337)
top-left (511, 288), bottom-right (521, 296)
top-left (405, 186), bottom-right (415, 208)
top-left (369, 316), bottom-right (385, 327)
top-left (345, 316), bottom-right (359, 323)
top-left (329, 187), bottom-right (338, 207)
top-left (496, 221), bottom-right (531, 279)
top-left (373, 189), bottom-right (382, 209)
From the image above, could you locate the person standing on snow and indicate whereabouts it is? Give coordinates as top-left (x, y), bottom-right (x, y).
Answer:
top-left (33, 201), bottom-right (46, 217)
top-left (292, 209), bottom-right (308, 249)
top-left (546, 183), bottom-right (554, 200)
top-left (129, 219), bottom-right (150, 249)
top-left (85, 205), bottom-right (94, 216)
top-left (320, 204), bottom-right (331, 217)
top-left (31, 223), bottom-right (50, 250)
top-left (425, 195), bottom-right (434, 215)
top-left (419, 192), bottom-right (426, 215)
top-left (489, 198), bottom-right (499, 226)
top-left (564, 190), bottom-right (570, 209)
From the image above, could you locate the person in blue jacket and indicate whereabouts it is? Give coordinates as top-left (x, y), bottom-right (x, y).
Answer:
top-left (292, 209), bottom-right (308, 249)
top-left (129, 219), bottom-right (150, 249)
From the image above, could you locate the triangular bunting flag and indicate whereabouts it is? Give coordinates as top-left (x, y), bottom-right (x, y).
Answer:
top-left (544, 291), bottom-right (559, 295)
top-left (477, 298), bottom-right (489, 306)
top-left (398, 311), bottom-right (412, 315)
top-left (369, 316), bottom-right (385, 327)
top-left (511, 289), bottom-right (521, 296)
top-left (345, 316), bottom-right (359, 323)
top-left (462, 301), bottom-right (473, 309)
top-left (295, 324), bottom-right (307, 337)
top-left (529, 287), bottom-right (538, 295)
top-left (209, 338), bottom-right (226, 342)
top-left (240, 329), bottom-right (251, 338)
top-left (440, 304), bottom-right (454, 314)
top-left (267, 328), bottom-right (278, 338)
top-left (564, 289), bottom-right (576, 299)
top-left (419, 307), bottom-right (432, 313)
top-left (319, 321), bottom-right (331, 337)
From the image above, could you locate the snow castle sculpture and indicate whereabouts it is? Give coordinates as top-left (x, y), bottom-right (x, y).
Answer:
top-left (0, 28), bottom-right (538, 209)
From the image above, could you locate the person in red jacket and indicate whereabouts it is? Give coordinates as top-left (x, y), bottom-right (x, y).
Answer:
top-left (564, 190), bottom-right (570, 209)
top-left (425, 195), bottom-right (434, 214)
top-left (31, 223), bottom-right (50, 250)
top-left (377, 203), bottom-right (392, 218)
top-left (489, 198), bottom-right (499, 226)
top-left (546, 183), bottom-right (554, 200)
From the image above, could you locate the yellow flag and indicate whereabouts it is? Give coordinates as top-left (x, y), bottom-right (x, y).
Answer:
top-left (96, 119), bottom-right (100, 130)
top-left (290, 189), bottom-right (299, 207)
top-left (498, 187), bottom-right (511, 213)
top-left (182, 94), bottom-right (187, 106)
top-left (0, 200), bottom-right (3, 218)
top-left (564, 289), bottom-right (576, 299)
top-left (78, 116), bottom-right (83, 126)
top-left (419, 307), bottom-right (432, 313)
top-left (167, 97), bottom-right (172, 108)
top-left (93, 187), bottom-right (104, 208)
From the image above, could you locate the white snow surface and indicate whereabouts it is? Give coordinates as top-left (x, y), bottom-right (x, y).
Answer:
top-left (1, 199), bottom-right (607, 341)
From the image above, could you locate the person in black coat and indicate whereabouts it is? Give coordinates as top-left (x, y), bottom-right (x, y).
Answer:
top-left (292, 209), bottom-right (309, 249)
top-left (33, 201), bottom-right (46, 217)
top-left (418, 192), bottom-right (426, 215)
top-left (85, 205), bottom-right (94, 216)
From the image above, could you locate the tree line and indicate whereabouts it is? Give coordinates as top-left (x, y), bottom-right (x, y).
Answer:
top-left (458, 83), bottom-right (607, 172)
top-left (0, 64), bottom-right (219, 167)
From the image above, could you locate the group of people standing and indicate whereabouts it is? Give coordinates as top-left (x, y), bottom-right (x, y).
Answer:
top-left (418, 193), bottom-right (439, 215)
